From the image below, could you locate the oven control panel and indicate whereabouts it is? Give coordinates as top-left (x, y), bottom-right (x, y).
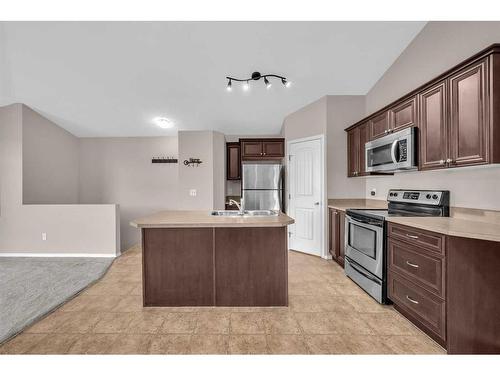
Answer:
top-left (387, 189), bottom-right (449, 206)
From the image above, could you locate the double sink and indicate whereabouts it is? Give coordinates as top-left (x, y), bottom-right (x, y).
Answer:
top-left (210, 210), bottom-right (279, 217)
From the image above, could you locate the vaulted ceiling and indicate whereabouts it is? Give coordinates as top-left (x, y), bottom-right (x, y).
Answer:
top-left (0, 21), bottom-right (426, 137)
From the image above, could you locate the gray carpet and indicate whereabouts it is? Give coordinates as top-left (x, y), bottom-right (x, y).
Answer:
top-left (0, 257), bottom-right (113, 344)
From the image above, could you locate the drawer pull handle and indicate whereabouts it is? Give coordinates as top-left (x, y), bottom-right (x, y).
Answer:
top-left (406, 261), bottom-right (419, 268)
top-left (406, 234), bottom-right (419, 239)
top-left (406, 295), bottom-right (419, 304)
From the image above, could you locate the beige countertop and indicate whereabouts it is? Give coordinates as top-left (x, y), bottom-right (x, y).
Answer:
top-left (327, 199), bottom-right (388, 211)
top-left (327, 198), bottom-right (500, 243)
top-left (131, 210), bottom-right (294, 228)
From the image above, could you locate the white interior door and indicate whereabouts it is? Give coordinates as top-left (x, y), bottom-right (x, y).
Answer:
top-left (288, 137), bottom-right (323, 256)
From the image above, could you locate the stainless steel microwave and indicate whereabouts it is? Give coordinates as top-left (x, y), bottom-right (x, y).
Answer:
top-left (365, 127), bottom-right (417, 172)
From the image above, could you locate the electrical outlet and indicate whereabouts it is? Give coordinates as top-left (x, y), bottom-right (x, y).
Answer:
top-left (189, 189), bottom-right (197, 197)
top-left (370, 188), bottom-right (376, 196)
top-left (41, 232), bottom-right (47, 241)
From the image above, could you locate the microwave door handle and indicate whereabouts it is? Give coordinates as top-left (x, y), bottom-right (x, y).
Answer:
top-left (391, 139), bottom-right (399, 164)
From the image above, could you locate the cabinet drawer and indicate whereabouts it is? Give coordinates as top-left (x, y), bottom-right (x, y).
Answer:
top-left (388, 238), bottom-right (445, 298)
top-left (388, 271), bottom-right (446, 342)
top-left (388, 223), bottom-right (445, 255)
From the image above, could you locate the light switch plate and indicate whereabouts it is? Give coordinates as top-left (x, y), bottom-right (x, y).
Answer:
top-left (189, 189), bottom-right (197, 197)
top-left (41, 232), bottom-right (47, 241)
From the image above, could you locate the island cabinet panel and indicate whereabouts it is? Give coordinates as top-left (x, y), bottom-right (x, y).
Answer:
top-left (418, 80), bottom-right (449, 170)
top-left (447, 236), bottom-right (500, 354)
top-left (142, 228), bottom-right (215, 306)
top-left (214, 226), bottom-right (288, 306)
top-left (449, 58), bottom-right (489, 167)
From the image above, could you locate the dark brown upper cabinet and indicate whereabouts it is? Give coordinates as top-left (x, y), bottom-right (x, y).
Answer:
top-left (369, 111), bottom-right (390, 139)
top-left (449, 58), bottom-right (489, 167)
top-left (419, 80), bottom-right (449, 170)
top-left (240, 138), bottom-right (285, 161)
top-left (226, 142), bottom-right (241, 180)
top-left (346, 44), bottom-right (500, 175)
top-left (347, 122), bottom-right (369, 177)
top-left (390, 96), bottom-right (417, 133)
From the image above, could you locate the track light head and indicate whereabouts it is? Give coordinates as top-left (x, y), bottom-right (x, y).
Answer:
top-left (282, 78), bottom-right (292, 88)
top-left (226, 79), bottom-right (232, 92)
top-left (264, 77), bottom-right (272, 89)
top-left (243, 80), bottom-right (250, 91)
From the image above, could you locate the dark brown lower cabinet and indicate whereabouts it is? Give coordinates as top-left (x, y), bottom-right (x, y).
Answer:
top-left (142, 226), bottom-right (288, 307)
top-left (328, 208), bottom-right (345, 267)
top-left (388, 223), bottom-right (500, 354)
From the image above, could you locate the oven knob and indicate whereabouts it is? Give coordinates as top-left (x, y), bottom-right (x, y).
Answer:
top-left (432, 194), bottom-right (438, 200)
top-left (389, 193), bottom-right (394, 197)
top-left (393, 192), bottom-right (398, 197)
top-left (426, 194), bottom-right (432, 199)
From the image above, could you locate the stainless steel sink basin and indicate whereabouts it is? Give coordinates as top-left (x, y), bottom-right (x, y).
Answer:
top-left (210, 210), bottom-right (279, 217)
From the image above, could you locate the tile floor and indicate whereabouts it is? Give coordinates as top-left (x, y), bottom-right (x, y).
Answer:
top-left (0, 246), bottom-right (445, 354)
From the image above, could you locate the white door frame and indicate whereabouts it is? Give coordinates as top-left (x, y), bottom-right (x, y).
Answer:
top-left (286, 134), bottom-right (327, 259)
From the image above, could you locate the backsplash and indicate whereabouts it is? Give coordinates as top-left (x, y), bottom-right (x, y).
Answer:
top-left (365, 164), bottom-right (500, 211)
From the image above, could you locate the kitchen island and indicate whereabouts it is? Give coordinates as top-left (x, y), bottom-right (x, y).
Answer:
top-left (131, 210), bottom-right (294, 307)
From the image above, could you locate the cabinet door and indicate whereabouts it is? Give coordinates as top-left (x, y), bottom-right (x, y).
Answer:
top-left (449, 59), bottom-right (489, 167)
top-left (241, 140), bottom-right (263, 159)
top-left (329, 209), bottom-right (339, 260)
top-left (226, 142), bottom-right (241, 180)
top-left (419, 81), bottom-right (448, 170)
top-left (358, 122), bottom-right (369, 176)
top-left (369, 111), bottom-right (390, 139)
top-left (347, 127), bottom-right (360, 177)
top-left (262, 140), bottom-right (285, 158)
top-left (390, 96), bottom-right (417, 132)
top-left (337, 211), bottom-right (346, 268)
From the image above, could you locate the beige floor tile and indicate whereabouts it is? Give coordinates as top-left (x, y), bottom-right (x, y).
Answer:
top-left (294, 312), bottom-right (338, 334)
top-left (190, 334), bottom-right (228, 354)
top-left (343, 334), bottom-right (394, 354)
top-left (318, 296), bottom-right (358, 313)
top-left (28, 333), bottom-right (80, 354)
top-left (267, 335), bottom-right (309, 354)
top-left (289, 295), bottom-right (324, 312)
top-left (304, 334), bottom-right (352, 354)
top-left (159, 312), bottom-right (198, 334)
top-left (264, 312), bottom-right (301, 334)
top-left (331, 313), bottom-right (375, 335)
top-left (111, 295), bottom-right (145, 312)
top-left (91, 312), bottom-right (135, 333)
top-left (108, 334), bottom-right (153, 354)
top-left (345, 294), bottom-right (394, 313)
top-left (0, 333), bottom-right (47, 354)
top-left (83, 281), bottom-right (137, 296)
top-left (195, 311), bottom-right (231, 334)
top-left (384, 335), bottom-right (446, 354)
top-left (126, 312), bottom-right (165, 334)
top-left (25, 311), bottom-right (72, 333)
top-left (228, 335), bottom-right (268, 354)
top-left (129, 283), bottom-right (143, 296)
top-left (67, 334), bottom-right (118, 354)
top-left (53, 312), bottom-right (102, 333)
top-left (230, 312), bottom-right (267, 334)
top-left (148, 334), bottom-right (191, 354)
top-left (361, 312), bottom-right (422, 336)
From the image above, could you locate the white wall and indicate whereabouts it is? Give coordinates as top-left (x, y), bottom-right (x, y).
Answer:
top-left (79, 136), bottom-right (179, 250)
top-left (23, 105), bottom-right (80, 204)
top-left (0, 104), bottom-right (119, 256)
top-left (363, 21), bottom-right (500, 209)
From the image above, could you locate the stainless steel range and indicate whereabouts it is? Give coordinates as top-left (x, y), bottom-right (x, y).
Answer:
top-left (344, 189), bottom-right (450, 304)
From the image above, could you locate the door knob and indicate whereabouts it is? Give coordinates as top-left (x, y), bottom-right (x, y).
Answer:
top-left (314, 202), bottom-right (320, 206)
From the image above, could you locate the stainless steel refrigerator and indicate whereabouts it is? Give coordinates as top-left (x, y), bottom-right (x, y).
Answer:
top-left (242, 164), bottom-right (284, 211)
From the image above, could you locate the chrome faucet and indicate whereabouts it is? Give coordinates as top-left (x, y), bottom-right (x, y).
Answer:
top-left (229, 198), bottom-right (245, 215)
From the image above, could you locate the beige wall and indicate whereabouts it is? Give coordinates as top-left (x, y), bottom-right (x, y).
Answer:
top-left (23, 105), bottom-right (80, 204)
top-left (0, 23), bottom-right (10, 105)
top-left (281, 97), bottom-right (327, 142)
top-left (326, 96), bottom-right (366, 199)
top-left (0, 104), bottom-right (119, 255)
top-left (363, 21), bottom-right (500, 209)
top-left (79, 136), bottom-right (179, 250)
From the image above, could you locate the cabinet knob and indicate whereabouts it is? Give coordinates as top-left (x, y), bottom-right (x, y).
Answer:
top-left (384, 130), bottom-right (388, 134)
top-left (446, 158), bottom-right (453, 164)
top-left (439, 159), bottom-right (445, 165)
top-left (263, 152), bottom-right (266, 155)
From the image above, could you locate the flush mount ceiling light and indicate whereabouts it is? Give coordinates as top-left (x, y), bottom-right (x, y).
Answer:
top-left (153, 117), bottom-right (174, 129)
top-left (226, 71), bottom-right (291, 92)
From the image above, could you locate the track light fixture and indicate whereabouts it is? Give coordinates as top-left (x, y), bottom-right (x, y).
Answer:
top-left (225, 71), bottom-right (291, 92)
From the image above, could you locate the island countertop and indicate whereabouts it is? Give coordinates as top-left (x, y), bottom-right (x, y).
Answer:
top-left (130, 210), bottom-right (295, 228)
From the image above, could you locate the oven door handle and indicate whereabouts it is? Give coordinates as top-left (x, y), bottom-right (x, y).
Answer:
top-left (347, 259), bottom-right (382, 285)
top-left (347, 215), bottom-right (382, 228)
top-left (390, 139), bottom-right (399, 164)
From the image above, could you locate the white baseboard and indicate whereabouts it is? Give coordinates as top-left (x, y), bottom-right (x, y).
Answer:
top-left (0, 253), bottom-right (117, 258)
